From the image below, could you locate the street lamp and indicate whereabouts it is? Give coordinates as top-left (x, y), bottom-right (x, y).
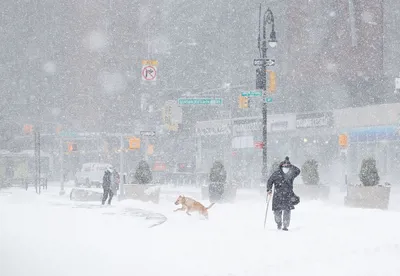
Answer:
top-left (255, 6), bottom-right (277, 184)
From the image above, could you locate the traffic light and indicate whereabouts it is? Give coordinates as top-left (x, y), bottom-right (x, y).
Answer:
top-left (256, 67), bottom-right (266, 90)
top-left (23, 124), bottom-right (33, 135)
top-left (128, 137), bottom-right (141, 149)
top-left (238, 96), bottom-right (249, 109)
top-left (268, 70), bottom-right (276, 93)
top-left (339, 134), bottom-right (348, 148)
top-left (68, 143), bottom-right (77, 152)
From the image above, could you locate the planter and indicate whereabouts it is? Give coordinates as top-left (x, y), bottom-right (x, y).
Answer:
top-left (294, 184), bottom-right (330, 200)
top-left (70, 188), bottom-right (103, 202)
top-left (201, 183), bottom-right (237, 203)
top-left (344, 184), bottom-right (391, 210)
top-left (123, 184), bottom-right (160, 204)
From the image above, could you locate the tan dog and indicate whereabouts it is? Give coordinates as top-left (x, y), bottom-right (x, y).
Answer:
top-left (174, 195), bottom-right (215, 219)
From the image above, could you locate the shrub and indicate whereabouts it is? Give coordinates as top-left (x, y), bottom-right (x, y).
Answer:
top-left (134, 160), bottom-right (153, 184)
top-left (209, 161), bottom-right (227, 183)
top-left (359, 158), bottom-right (380, 186)
top-left (301, 159), bottom-right (320, 185)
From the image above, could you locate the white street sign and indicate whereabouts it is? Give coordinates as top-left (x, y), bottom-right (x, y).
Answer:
top-left (140, 131), bottom-right (156, 137)
top-left (141, 60), bottom-right (158, 82)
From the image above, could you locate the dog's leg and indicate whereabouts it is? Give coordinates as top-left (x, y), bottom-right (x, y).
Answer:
top-left (174, 206), bottom-right (186, 212)
top-left (186, 208), bottom-right (192, 216)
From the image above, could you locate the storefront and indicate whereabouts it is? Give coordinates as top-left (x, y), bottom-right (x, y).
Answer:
top-left (289, 111), bottom-right (338, 168)
top-left (195, 102), bottom-right (400, 186)
top-left (335, 103), bottom-right (400, 184)
top-left (195, 119), bottom-right (231, 174)
top-left (229, 115), bottom-right (296, 185)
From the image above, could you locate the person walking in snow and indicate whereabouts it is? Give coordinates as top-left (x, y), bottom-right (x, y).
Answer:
top-left (267, 157), bottom-right (300, 231)
top-left (102, 167), bottom-right (114, 205)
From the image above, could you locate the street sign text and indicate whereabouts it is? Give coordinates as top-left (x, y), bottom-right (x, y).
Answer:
top-left (178, 98), bottom-right (223, 105)
top-left (241, 91), bottom-right (262, 97)
top-left (253, 58), bottom-right (275, 66)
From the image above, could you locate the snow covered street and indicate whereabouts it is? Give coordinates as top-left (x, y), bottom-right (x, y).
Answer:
top-left (1, 186), bottom-right (400, 276)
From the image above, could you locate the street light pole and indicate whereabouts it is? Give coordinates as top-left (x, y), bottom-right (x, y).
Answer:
top-left (256, 6), bottom-right (277, 184)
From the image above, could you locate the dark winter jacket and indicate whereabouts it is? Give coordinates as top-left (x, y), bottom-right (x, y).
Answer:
top-left (103, 170), bottom-right (112, 189)
top-left (267, 164), bottom-right (300, 211)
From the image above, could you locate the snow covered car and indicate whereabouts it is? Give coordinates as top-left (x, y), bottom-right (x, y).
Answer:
top-left (75, 163), bottom-right (112, 187)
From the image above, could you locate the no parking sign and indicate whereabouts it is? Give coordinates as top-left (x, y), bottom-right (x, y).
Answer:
top-left (141, 60), bottom-right (158, 82)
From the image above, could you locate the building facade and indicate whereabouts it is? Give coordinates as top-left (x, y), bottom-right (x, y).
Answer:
top-left (195, 103), bottom-right (400, 186)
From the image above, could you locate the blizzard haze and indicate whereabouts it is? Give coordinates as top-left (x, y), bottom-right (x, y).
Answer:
top-left (1, 1), bottom-right (400, 276)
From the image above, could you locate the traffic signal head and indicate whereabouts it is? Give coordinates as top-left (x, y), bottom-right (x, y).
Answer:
top-left (128, 137), bottom-right (141, 149)
top-left (268, 71), bottom-right (276, 93)
top-left (23, 124), bottom-right (33, 134)
top-left (68, 143), bottom-right (77, 152)
top-left (339, 134), bottom-right (348, 147)
top-left (256, 67), bottom-right (266, 90)
top-left (238, 96), bottom-right (249, 109)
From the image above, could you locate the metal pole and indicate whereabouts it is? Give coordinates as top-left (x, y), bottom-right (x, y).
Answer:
top-left (59, 137), bottom-right (65, 195)
top-left (38, 131), bottom-right (41, 194)
top-left (261, 13), bottom-right (268, 185)
top-left (119, 134), bottom-right (124, 198)
top-left (34, 130), bottom-right (38, 193)
top-left (262, 97), bottom-right (268, 183)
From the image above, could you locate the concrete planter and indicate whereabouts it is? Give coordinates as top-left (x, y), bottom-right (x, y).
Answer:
top-left (344, 184), bottom-right (391, 210)
top-left (123, 184), bottom-right (160, 204)
top-left (294, 184), bottom-right (330, 200)
top-left (70, 188), bottom-right (103, 202)
top-left (201, 183), bottom-right (237, 203)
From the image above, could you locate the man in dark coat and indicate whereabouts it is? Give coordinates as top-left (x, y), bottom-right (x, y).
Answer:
top-left (267, 157), bottom-right (300, 231)
top-left (102, 167), bottom-right (114, 205)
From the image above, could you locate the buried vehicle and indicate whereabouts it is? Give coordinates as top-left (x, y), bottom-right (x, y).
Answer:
top-left (75, 163), bottom-right (112, 188)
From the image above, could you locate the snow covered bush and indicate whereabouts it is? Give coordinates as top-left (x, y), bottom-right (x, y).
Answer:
top-left (209, 161), bottom-right (227, 183)
top-left (134, 160), bottom-right (153, 184)
top-left (301, 159), bottom-right (320, 185)
top-left (359, 158), bottom-right (380, 186)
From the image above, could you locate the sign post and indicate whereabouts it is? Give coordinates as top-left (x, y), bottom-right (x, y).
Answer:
top-left (339, 133), bottom-right (349, 189)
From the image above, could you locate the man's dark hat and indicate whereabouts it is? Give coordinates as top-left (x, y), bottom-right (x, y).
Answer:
top-left (280, 156), bottom-right (291, 167)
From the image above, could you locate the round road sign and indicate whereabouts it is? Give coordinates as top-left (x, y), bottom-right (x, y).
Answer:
top-left (142, 65), bottom-right (157, 81)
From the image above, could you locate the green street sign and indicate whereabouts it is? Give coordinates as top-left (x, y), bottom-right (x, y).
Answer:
top-left (241, 91), bottom-right (262, 97)
top-left (59, 131), bottom-right (78, 137)
top-left (265, 97), bottom-right (273, 103)
top-left (178, 98), bottom-right (223, 105)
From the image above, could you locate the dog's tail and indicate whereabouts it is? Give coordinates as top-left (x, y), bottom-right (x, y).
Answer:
top-left (206, 202), bottom-right (216, 210)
